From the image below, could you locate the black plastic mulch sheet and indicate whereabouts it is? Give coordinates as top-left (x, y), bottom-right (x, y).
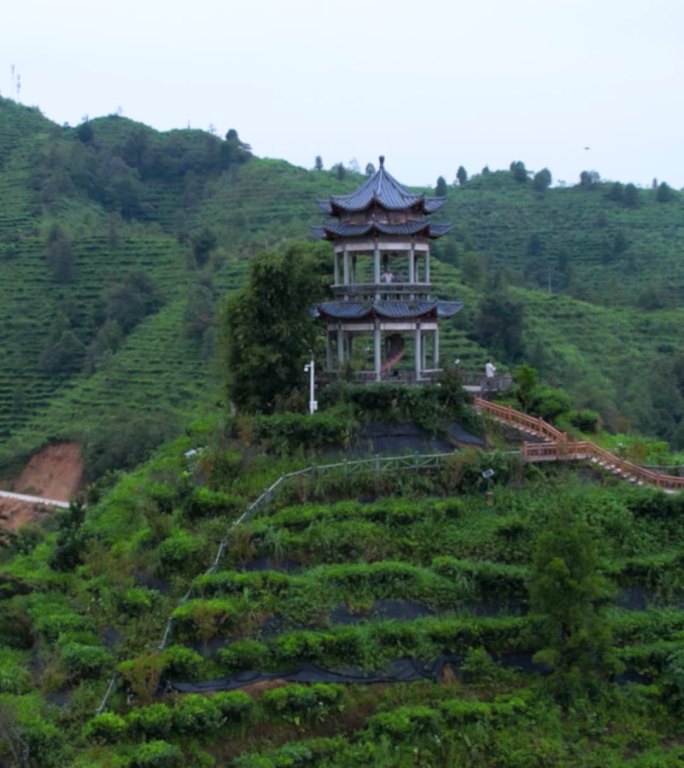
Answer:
top-left (168, 658), bottom-right (447, 693)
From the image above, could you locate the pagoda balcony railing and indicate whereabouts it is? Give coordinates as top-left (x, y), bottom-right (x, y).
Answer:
top-left (332, 281), bottom-right (433, 301)
top-left (319, 369), bottom-right (443, 385)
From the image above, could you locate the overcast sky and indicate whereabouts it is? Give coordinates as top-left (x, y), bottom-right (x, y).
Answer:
top-left (2, 0), bottom-right (682, 189)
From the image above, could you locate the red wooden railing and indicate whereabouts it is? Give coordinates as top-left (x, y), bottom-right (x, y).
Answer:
top-left (475, 397), bottom-right (684, 491)
top-left (474, 397), bottom-right (567, 443)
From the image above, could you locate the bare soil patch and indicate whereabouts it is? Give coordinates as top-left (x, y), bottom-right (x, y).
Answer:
top-left (0, 442), bottom-right (84, 532)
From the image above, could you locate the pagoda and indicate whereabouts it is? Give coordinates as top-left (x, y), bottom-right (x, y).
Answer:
top-left (312, 157), bottom-right (462, 382)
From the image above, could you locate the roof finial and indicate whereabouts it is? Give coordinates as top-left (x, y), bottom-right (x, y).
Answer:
top-left (379, 155), bottom-right (385, 168)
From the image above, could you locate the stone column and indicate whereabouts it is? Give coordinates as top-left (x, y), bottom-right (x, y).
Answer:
top-left (326, 331), bottom-right (333, 372)
top-left (414, 323), bottom-right (422, 380)
top-left (374, 321), bottom-right (382, 381)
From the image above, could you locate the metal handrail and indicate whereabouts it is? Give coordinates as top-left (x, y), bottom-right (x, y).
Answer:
top-left (95, 447), bottom-right (491, 714)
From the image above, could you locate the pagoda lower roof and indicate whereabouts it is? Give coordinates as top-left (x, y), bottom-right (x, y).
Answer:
top-left (312, 299), bottom-right (463, 321)
top-left (311, 221), bottom-right (451, 241)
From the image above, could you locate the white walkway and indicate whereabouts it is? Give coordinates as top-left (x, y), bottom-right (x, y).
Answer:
top-left (0, 489), bottom-right (70, 509)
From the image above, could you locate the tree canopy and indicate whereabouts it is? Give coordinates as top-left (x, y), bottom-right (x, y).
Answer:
top-left (220, 243), bottom-right (329, 413)
top-left (528, 507), bottom-right (616, 697)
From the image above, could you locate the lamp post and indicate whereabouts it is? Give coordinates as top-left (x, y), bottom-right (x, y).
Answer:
top-left (304, 357), bottom-right (318, 414)
top-left (482, 468), bottom-right (495, 508)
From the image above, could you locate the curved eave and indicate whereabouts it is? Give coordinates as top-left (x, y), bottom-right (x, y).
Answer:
top-left (328, 196), bottom-right (445, 217)
top-left (323, 165), bottom-right (446, 215)
top-left (311, 221), bottom-right (452, 241)
top-left (312, 299), bottom-right (463, 321)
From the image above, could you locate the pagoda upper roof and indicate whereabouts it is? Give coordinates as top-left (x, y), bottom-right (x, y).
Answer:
top-left (311, 220), bottom-right (452, 241)
top-left (319, 157), bottom-right (446, 216)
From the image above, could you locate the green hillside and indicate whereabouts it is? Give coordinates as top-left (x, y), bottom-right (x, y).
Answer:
top-left (1, 97), bottom-right (684, 473)
top-left (4, 95), bottom-right (684, 764)
top-left (3, 401), bottom-right (684, 766)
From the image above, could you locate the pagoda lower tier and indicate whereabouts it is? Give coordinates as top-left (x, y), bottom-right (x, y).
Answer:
top-left (313, 298), bottom-right (462, 382)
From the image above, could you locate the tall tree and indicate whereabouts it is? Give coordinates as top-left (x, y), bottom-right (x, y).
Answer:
top-left (221, 129), bottom-right (252, 168)
top-left (220, 243), bottom-right (328, 413)
top-left (532, 167), bottom-right (552, 192)
top-left (456, 165), bottom-right (468, 185)
top-left (656, 181), bottom-right (675, 202)
top-left (528, 507), bottom-right (615, 696)
top-left (623, 183), bottom-right (640, 208)
top-left (190, 226), bottom-right (217, 269)
top-left (314, 155), bottom-right (324, 171)
top-left (45, 223), bottom-right (75, 283)
top-left (509, 161), bottom-right (528, 182)
top-left (472, 291), bottom-right (525, 361)
top-left (579, 170), bottom-right (600, 188)
top-left (435, 176), bottom-right (448, 196)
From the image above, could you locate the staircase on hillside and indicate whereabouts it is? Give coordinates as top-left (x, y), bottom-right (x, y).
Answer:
top-left (474, 397), bottom-right (684, 492)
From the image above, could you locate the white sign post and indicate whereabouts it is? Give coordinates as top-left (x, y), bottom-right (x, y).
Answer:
top-left (304, 357), bottom-right (318, 414)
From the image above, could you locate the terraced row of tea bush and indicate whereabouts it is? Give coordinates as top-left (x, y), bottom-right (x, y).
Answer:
top-left (3, 96), bottom-right (684, 471)
top-left (4, 414), bottom-right (684, 765)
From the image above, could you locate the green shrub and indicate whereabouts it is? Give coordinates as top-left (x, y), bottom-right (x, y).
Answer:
top-left (661, 649), bottom-right (684, 715)
top-left (211, 690), bottom-right (256, 728)
top-left (157, 531), bottom-right (203, 575)
top-left (20, 717), bottom-right (68, 767)
top-left (528, 385), bottom-right (572, 422)
top-left (118, 652), bottom-right (165, 703)
top-left (173, 694), bottom-right (223, 734)
top-left (0, 649), bottom-right (31, 693)
top-left (216, 639), bottom-right (270, 672)
top-left (566, 408), bottom-right (599, 433)
top-left (82, 410), bottom-right (179, 480)
top-left (32, 608), bottom-right (89, 642)
top-left (183, 487), bottom-right (242, 519)
top-left (261, 683), bottom-right (346, 725)
top-left (431, 556), bottom-right (528, 601)
top-left (161, 645), bottom-right (206, 680)
top-left (366, 704), bottom-right (442, 739)
top-left (83, 711), bottom-right (127, 744)
top-left (129, 739), bottom-right (182, 768)
top-left (126, 702), bottom-right (174, 739)
top-left (274, 631), bottom-right (327, 664)
top-left (232, 737), bottom-right (347, 768)
top-left (440, 698), bottom-right (493, 723)
top-left (193, 569), bottom-right (290, 598)
top-left (119, 586), bottom-right (156, 616)
top-left (60, 642), bottom-right (114, 679)
top-left (250, 405), bottom-right (358, 454)
top-left (459, 647), bottom-right (501, 685)
top-left (145, 481), bottom-right (181, 515)
top-left (172, 597), bottom-right (245, 641)
top-left (12, 523), bottom-right (44, 554)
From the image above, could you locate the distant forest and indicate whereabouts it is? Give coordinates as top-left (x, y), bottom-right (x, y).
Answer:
top-left (1, 95), bottom-right (684, 475)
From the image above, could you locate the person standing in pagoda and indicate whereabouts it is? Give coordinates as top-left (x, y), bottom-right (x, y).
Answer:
top-left (484, 359), bottom-right (496, 391)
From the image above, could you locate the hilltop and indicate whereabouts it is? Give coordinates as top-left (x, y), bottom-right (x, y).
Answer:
top-left (1, 98), bottom-right (684, 478)
top-left (2, 386), bottom-right (684, 766)
top-left (3, 98), bottom-right (684, 764)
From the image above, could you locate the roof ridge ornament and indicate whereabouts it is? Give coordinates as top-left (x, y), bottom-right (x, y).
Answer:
top-left (379, 155), bottom-right (385, 168)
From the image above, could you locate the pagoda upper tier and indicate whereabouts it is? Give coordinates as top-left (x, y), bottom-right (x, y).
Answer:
top-left (312, 156), bottom-right (451, 242)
